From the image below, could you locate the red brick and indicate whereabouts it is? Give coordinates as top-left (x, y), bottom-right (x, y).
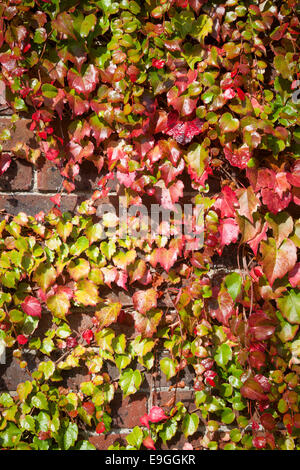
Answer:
top-left (37, 159), bottom-right (117, 192)
top-left (153, 390), bottom-right (195, 412)
top-left (111, 393), bottom-right (148, 428)
top-left (0, 117), bottom-right (34, 150)
top-left (0, 193), bottom-right (79, 216)
top-left (88, 433), bottom-right (127, 450)
top-left (37, 159), bottom-right (63, 192)
top-left (0, 352), bottom-right (39, 391)
top-left (0, 158), bottom-right (33, 191)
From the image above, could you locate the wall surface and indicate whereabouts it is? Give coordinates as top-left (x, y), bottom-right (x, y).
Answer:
top-left (0, 82), bottom-right (238, 450)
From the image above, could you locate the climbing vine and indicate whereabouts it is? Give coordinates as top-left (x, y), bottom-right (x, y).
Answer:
top-left (0, 0), bottom-right (299, 450)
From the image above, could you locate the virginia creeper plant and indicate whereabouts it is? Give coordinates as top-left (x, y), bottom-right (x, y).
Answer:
top-left (0, 0), bottom-right (299, 450)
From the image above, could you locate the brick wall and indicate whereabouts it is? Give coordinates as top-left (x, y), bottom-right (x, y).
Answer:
top-left (0, 82), bottom-right (238, 449)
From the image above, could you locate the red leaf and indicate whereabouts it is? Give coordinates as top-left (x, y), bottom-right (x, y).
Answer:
top-left (83, 401), bottom-right (95, 415)
top-left (17, 335), bottom-right (28, 345)
top-left (140, 414), bottom-right (150, 429)
top-left (166, 117), bottom-right (204, 144)
top-left (0, 154), bottom-right (11, 175)
top-left (219, 218), bottom-right (239, 247)
top-left (254, 374), bottom-right (271, 392)
top-left (82, 329), bottom-right (93, 345)
top-left (143, 436), bottom-right (156, 450)
top-left (148, 406), bottom-right (168, 423)
top-left (96, 422), bottom-right (105, 434)
top-left (288, 262), bottom-right (300, 288)
top-left (241, 377), bottom-right (269, 401)
top-left (150, 247), bottom-right (178, 272)
top-left (67, 64), bottom-right (99, 97)
top-left (252, 436), bottom-right (266, 449)
top-left (133, 288), bottom-right (157, 315)
top-left (50, 194), bottom-right (61, 206)
top-left (22, 296), bottom-right (42, 318)
top-left (223, 88), bottom-right (236, 100)
top-left (224, 144), bottom-right (251, 169)
top-left (261, 413), bottom-right (276, 431)
top-left (152, 59), bottom-right (165, 69)
top-left (46, 148), bottom-right (59, 161)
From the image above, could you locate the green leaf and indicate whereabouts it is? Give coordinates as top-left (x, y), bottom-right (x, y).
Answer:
top-left (219, 112), bottom-right (239, 133)
top-left (224, 273), bottom-right (242, 301)
top-left (126, 426), bottom-right (143, 449)
top-left (0, 393), bottom-right (14, 407)
top-left (38, 360), bottom-right (55, 380)
top-left (74, 280), bottom-right (100, 306)
top-left (95, 302), bottom-right (122, 329)
top-left (159, 420), bottom-right (178, 444)
top-left (172, 10), bottom-right (195, 38)
top-left (182, 413), bottom-right (199, 437)
top-left (70, 236), bottom-right (89, 256)
top-left (119, 369), bottom-right (142, 397)
top-left (47, 292), bottom-right (70, 318)
top-left (215, 344), bottom-right (232, 368)
top-left (64, 422), bottom-right (78, 450)
top-left (31, 392), bottom-right (48, 410)
top-left (277, 290), bottom-right (300, 325)
top-left (20, 415), bottom-right (35, 432)
top-left (17, 381), bottom-right (33, 402)
top-left (42, 84), bottom-right (58, 99)
top-left (221, 407), bottom-right (236, 424)
top-left (191, 15), bottom-right (213, 43)
top-left (160, 357), bottom-right (177, 380)
top-left (80, 14), bottom-right (97, 37)
top-left (185, 143), bottom-right (209, 179)
top-left (0, 422), bottom-right (22, 448)
top-left (33, 263), bottom-right (57, 291)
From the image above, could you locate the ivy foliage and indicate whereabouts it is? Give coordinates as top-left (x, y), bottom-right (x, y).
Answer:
top-left (0, 0), bottom-right (299, 450)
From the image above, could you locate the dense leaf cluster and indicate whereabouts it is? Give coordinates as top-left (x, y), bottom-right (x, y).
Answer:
top-left (0, 0), bottom-right (299, 450)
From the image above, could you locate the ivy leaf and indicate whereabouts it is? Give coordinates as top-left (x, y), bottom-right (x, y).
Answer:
top-left (67, 65), bottom-right (99, 98)
top-left (219, 113), bottom-right (239, 133)
top-left (265, 212), bottom-right (294, 247)
top-left (47, 292), bottom-right (70, 319)
top-left (119, 369), bottom-right (142, 397)
top-left (113, 249), bottom-right (136, 270)
top-left (0, 422), bottom-right (22, 448)
top-left (17, 381), bottom-right (33, 402)
top-left (33, 263), bottom-right (57, 291)
top-left (214, 344), bottom-right (232, 368)
top-left (74, 280), bottom-right (100, 306)
top-left (68, 258), bottom-right (90, 281)
top-left (126, 426), bottom-right (143, 449)
top-left (182, 413), bottom-right (199, 437)
top-left (192, 15), bottom-right (213, 43)
top-left (133, 288), bottom-right (157, 315)
top-left (277, 290), bottom-right (300, 325)
top-left (225, 272), bottom-right (242, 301)
top-left (52, 12), bottom-right (77, 40)
top-left (38, 361), bottom-right (55, 380)
top-left (41, 84), bottom-right (58, 99)
top-left (132, 309), bottom-right (163, 337)
top-left (63, 422), bottom-right (78, 450)
top-left (160, 357), bottom-right (177, 380)
top-left (237, 187), bottom-right (260, 223)
top-left (185, 143), bottom-right (208, 181)
top-left (70, 236), bottom-right (89, 256)
top-left (21, 296), bottom-right (42, 318)
top-left (240, 378), bottom-right (268, 401)
top-left (260, 238), bottom-right (297, 286)
top-left (95, 302), bottom-right (122, 329)
top-left (159, 420), bottom-right (178, 444)
top-left (80, 14), bottom-right (97, 38)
